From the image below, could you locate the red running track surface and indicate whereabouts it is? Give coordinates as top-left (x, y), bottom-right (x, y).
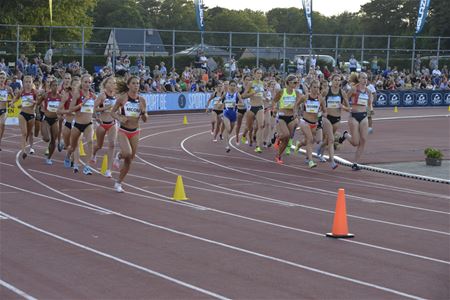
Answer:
top-left (0, 107), bottom-right (449, 299)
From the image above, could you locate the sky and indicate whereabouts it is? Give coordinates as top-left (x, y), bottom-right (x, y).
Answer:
top-left (203, 0), bottom-right (371, 16)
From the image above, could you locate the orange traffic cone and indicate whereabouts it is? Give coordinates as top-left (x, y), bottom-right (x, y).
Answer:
top-left (326, 188), bottom-right (354, 238)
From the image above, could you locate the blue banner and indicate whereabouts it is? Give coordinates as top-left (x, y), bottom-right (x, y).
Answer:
top-left (415, 0), bottom-right (431, 35)
top-left (302, 0), bottom-right (312, 33)
top-left (142, 92), bottom-right (211, 112)
top-left (194, 0), bottom-right (205, 32)
top-left (374, 90), bottom-right (450, 107)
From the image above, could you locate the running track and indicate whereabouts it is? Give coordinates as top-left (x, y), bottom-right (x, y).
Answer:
top-left (1, 107), bottom-right (449, 299)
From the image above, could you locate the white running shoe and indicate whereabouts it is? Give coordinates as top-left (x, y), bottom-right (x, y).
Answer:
top-left (45, 158), bottom-right (53, 165)
top-left (114, 182), bottom-right (124, 193)
top-left (90, 155), bottom-right (97, 164)
top-left (368, 127), bottom-right (374, 134)
top-left (318, 155), bottom-right (327, 162)
top-left (29, 148), bottom-right (35, 154)
top-left (104, 170), bottom-right (112, 178)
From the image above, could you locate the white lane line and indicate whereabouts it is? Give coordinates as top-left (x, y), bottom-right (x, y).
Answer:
top-left (0, 182), bottom-right (110, 215)
top-left (27, 169), bottom-right (207, 211)
top-left (233, 164), bottom-right (450, 201)
top-left (180, 132), bottom-right (450, 235)
top-left (0, 161), bottom-right (15, 167)
top-left (230, 134), bottom-right (450, 200)
top-left (0, 210), bottom-right (427, 300)
top-left (0, 279), bottom-right (37, 300)
top-left (15, 153), bottom-right (112, 215)
top-left (0, 211), bottom-right (230, 300)
top-left (167, 166), bottom-right (450, 215)
top-left (30, 170), bottom-right (450, 265)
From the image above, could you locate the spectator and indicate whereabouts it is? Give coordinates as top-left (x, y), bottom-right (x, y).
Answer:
top-left (229, 56), bottom-right (237, 79)
top-left (349, 54), bottom-right (357, 73)
top-left (296, 56), bottom-right (305, 75)
top-left (9, 74), bottom-right (22, 92)
top-left (160, 61), bottom-right (167, 77)
top-left (243, 66), bottom-right (251, 76)
top-left (16, 54), bottom-right (25, 76)
top-left (106, 55), bottom-right (113, 69)
top-left (152, 65), bottom-right (160, 78)
top-left (0, 58), bottom-right (6, 73)
top-left (371, 56), bottom-right (378, 74)
top-left (44, 47), bottom-right (53, 65)
top-left (310, 54), bottom-right (317, 69)
top-left (414, 54), bottom-right (421, 72)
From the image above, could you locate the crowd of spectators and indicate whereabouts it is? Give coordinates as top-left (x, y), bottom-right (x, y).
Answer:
top-left (1, 49), bottom-right (448, 95)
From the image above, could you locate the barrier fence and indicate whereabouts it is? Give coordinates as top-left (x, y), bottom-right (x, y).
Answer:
top-left (6, 90), bottom-right (449, 125)
top-left (1, 24), bottom-right (449, 73)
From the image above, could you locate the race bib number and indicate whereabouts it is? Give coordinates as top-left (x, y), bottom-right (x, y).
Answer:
top-left (357, 93), bottom-right (369, 106)
top-left (21, 95), bottom-right (34, 107)
top-left (124, 102), bottom-right (141, 117)
top-left (327, 96), bottom-right (341, 109)
top-left (47, 100), bottom-right (60, 112)
top-left (104, 98), bottom-right (116, 112)
top-left (0, 91), bottom-right (8, 102)
top-left (80, 98), bottom-right (95, 113)
top-left (305, 100), bottom-right (320, 113)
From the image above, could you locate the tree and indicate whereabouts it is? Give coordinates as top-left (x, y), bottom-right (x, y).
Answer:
top-left (0, 0), bottom-right (96, 54)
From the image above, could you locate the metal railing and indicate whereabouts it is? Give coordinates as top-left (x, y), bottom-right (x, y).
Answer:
top-left (1, 24), bottom-right (449, 73)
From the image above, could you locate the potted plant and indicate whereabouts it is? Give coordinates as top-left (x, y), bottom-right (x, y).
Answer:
top-left (424, 148), bottom-right (443, 166)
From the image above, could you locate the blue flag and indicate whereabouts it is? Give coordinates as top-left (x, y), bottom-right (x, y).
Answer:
top-left (302, 0), bottom-right (312, 33)
top-left (195, 0), bottom-right (205, 32)
top-left (415, 0), bottom-right (430, 35)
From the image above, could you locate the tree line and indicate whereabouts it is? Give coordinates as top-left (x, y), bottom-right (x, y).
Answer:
top-left (1, 0), bottom-right (449, 55)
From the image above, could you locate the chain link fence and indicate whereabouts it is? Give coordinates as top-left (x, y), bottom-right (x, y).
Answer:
top-left (1, 24), bottom-right (449, 74)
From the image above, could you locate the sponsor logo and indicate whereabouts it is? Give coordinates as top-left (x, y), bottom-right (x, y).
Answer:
top-left (444, 93), bottom-right (450, 105)
top-left (416, 0), bottom-right (428, 32)
top-left (376, 94), bottom-right (387, 106)
top-left (431, 93), bottom-right (442, 105)
top-left (178, 94), bottom-right (186, 108)
top-left (415, 93), bottom-right (428, 105)
top-left (403, 93), bottom-right (414, 106)
top-left (389, 93), bottom-right (401, 106)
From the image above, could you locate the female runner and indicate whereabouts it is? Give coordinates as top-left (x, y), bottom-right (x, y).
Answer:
top-left (339, 72), bottom-right (373, 170)
top-left (242, 69), bottom-right (265, 153)
top-left (219, 80), bottom-right (242, 152)
top-left (65, 74), bottom-right (96, 174)
top-left (272, 75), bottom-right (302, 164)
top-left (15, 75), bottom-right (37, 159)
top-left (110, 76), bottom-right (147, 193)
top-left (0, 72), bottom-right (15, 151)
top-left (92, 76), bottom-right (118, 178)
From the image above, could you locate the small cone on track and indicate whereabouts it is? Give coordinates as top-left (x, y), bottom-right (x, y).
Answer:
top-left (93, 131), bottom-right (97, 141)
top-left (183, 115), bottom-right (188, 125)
top-left (394, 106), bottom-right (398, 113)
top-left (326, 188), bottom-right (354, 238)
top-left (172, 175), bottom-right (189, 201)
top-left (448, 105), bottom-right (450, 112)
top-left (101, 155), bottom-right (108, 175)
top-left (79, 141), bottom-right (86, 156)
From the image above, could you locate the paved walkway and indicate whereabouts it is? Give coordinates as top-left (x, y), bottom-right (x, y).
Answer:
top-left (372, 160), bottom-right (450, 181)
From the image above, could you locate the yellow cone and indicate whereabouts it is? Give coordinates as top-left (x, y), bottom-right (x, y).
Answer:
top-left (172, 175), bottom-right (188, 200)
top-left (448, 105), bottom-right (450, 112)
top-left (394, 106), bottom-right (398, 113)
top-left (101, 154), bottom-right (108, 175)
top-left (183, 115), bottom-right (188, 125)
top-left (79, 141), bottom-right (86, 156)
top-left (93, 131), bottom-right (97, 141)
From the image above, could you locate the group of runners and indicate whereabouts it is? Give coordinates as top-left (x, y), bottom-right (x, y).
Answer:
top-left (206, 68), bottom-right (375, 171)
top-left (0, 66), bottom-right (374, 193)
top-left (0, 71), bottom-right (147, 193)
